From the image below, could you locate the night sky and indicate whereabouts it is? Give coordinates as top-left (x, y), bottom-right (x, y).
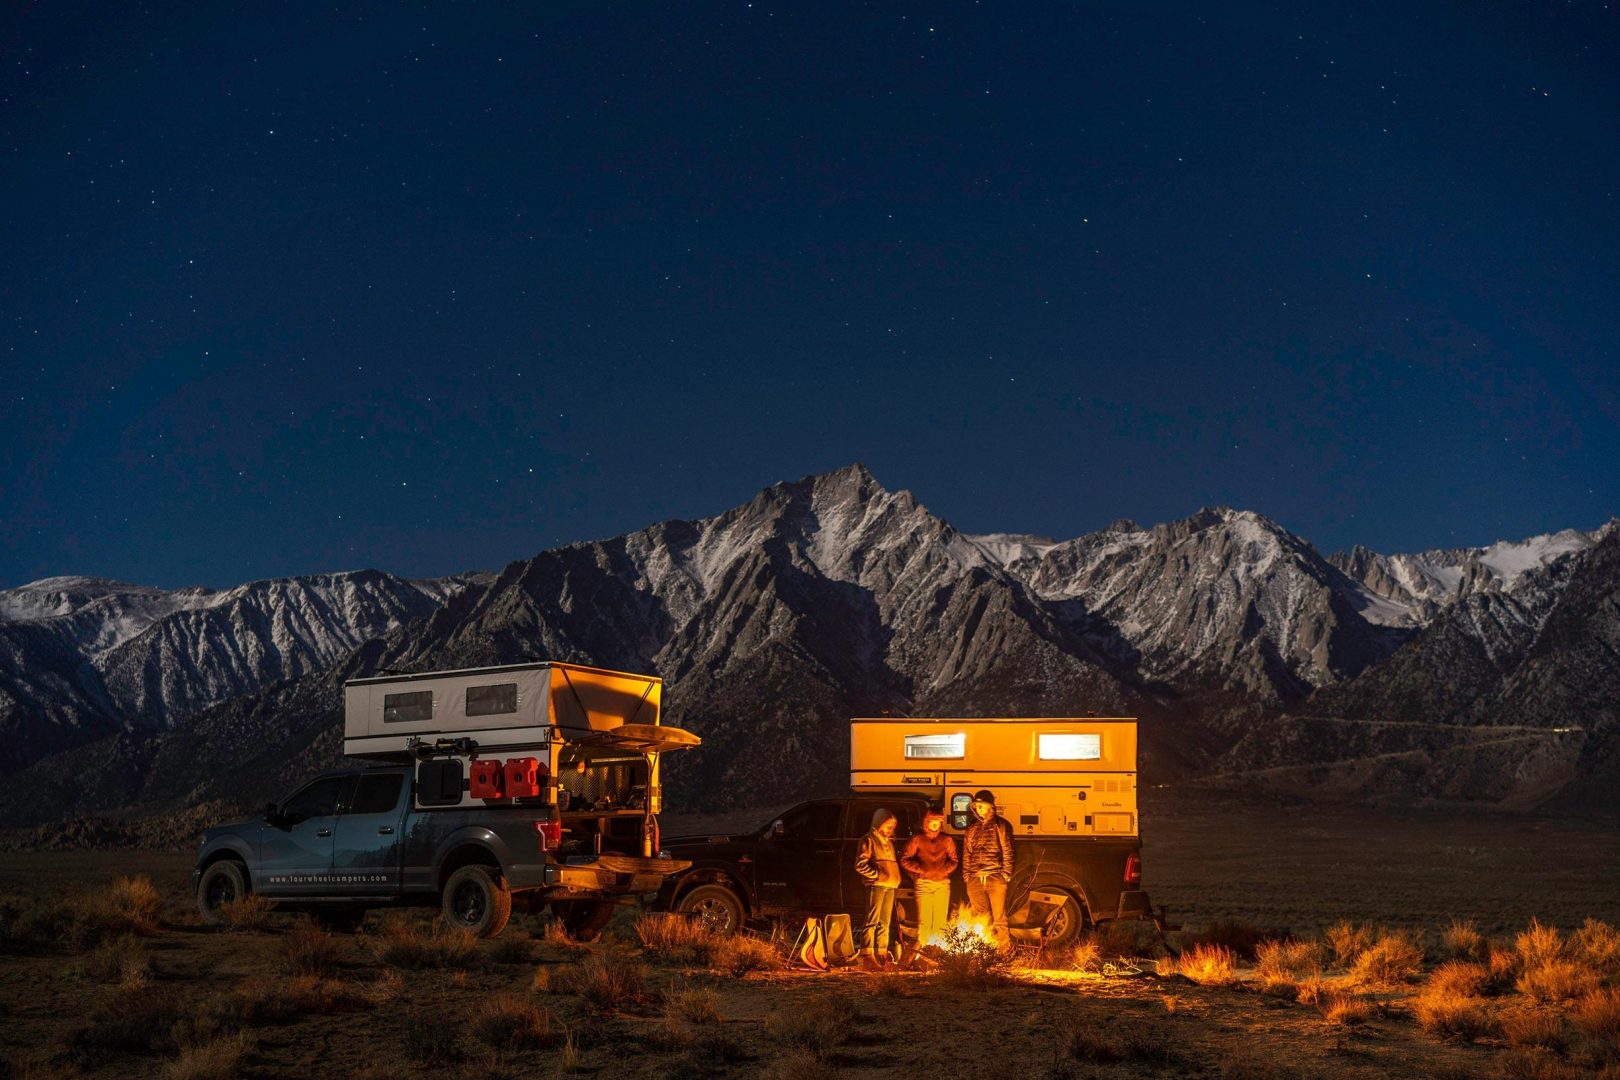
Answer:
top-left (4, 3), bottom-right (1618, 589)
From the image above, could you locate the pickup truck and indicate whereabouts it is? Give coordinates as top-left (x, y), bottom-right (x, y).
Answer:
top-left (655, 793), bottom-right (1149, 945)
top-left (193, 763), bottom-right (686, 938)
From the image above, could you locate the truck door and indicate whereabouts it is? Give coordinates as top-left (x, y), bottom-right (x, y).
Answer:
top-left (753, 801), bottom-right (844, 914)
top-left (331, 771), bottom-right (407, 896)
top-left (259, 775), bottom-right (346, 896)
top-left (842, 800), bottom-right (921, 911)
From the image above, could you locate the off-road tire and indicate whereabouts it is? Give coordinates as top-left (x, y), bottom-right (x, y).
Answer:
top-left (441, 865), bottom-right (512, 938)
top-left (196, 859), bottom-right (249, 926)
top-left (551, 899), bottom-right (617, 942)
top-left (675, 883), bottom-right (744, 935)
top-left (1038, 892), bottom-right (1086, 947)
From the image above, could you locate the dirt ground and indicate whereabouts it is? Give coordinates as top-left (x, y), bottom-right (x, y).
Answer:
top-left (0, 791), bottom-right (1616, 1079)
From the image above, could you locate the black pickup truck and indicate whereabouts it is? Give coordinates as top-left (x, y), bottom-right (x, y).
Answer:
top-left (655, 794), bottom-right (1150, 945)
top-left (193, 764), bottom-right (686, 938)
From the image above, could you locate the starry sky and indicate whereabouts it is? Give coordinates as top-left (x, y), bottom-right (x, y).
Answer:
top-left (3, 3), bottom-right (1618, 589)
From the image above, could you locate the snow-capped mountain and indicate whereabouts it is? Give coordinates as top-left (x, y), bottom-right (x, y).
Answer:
top-left (1, 464), bottom-right (1614, 828)
top-left (1329, 526), bottom-right (1607, 627)
top-left (0, 569), bottom-right (480, 774)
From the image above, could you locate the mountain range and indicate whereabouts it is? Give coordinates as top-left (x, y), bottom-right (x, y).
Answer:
top-left (2, 464), bottom-right (1614, 831)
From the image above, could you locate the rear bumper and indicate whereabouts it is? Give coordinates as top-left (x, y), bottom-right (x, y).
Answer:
top-left (1115, 889), bottom-right (1152, 919)
top-left (530, 855), bottom-right (692, 897)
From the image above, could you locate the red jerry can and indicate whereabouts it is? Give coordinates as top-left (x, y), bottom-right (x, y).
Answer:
top-left (504, 757), bottom-right (542, 798)
top-left (468, 759), bottom-right (505, 799)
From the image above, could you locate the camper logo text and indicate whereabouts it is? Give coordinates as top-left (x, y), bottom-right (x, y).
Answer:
top-left (266, 874), bottom-right (388, 886)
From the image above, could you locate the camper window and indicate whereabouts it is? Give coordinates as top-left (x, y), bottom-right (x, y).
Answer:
top-left (904, 732), bottom-right (966, 759)
top-left (383, 690), bottom-right (433, 724)
top-left (1038, 733), bottom-right (1101, 761)
top-left (466, 682), bottom-right (518, 717)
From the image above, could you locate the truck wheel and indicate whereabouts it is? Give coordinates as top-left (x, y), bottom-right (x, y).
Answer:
top-left (196, 860), bottom-right (249, 925)
top-left (551, 900), bottom-right (616, 942)
top-left (442, 865), bottom-right (512, 938)
top-left (676, 884), bottom-right (744, 935)
top-left (1040, 893), bottom-right (1086, 947)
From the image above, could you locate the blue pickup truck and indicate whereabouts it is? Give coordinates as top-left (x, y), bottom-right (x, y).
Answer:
top-left (194, 762), bottom-right (687, 938)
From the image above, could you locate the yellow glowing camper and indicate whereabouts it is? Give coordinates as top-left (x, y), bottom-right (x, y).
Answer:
top-left (850, 717), bottom-right (1140, 838)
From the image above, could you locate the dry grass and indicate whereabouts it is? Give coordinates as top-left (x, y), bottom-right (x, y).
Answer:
top-left (1346, 930), bottom-right (1423, 988)
top-left (1495, 1047), bottom-right (1585, 1080)
top-left (279, 918), bottom-right (341, 978)
top-left (554, 952), bottom-right (648, 1013)
top-left (1518, 958), bottom-right (1601, 1002)
top-left (1517, 919), bottom-right (1564, 970)
top-left (470, 993), bottom-right (555, 1050)
top-left (1571, 987), bottom-right (1620, 1046)
top-left (635, 912), bottom-right (714, 963)
top-left (762, 1049), bottom-right (841, 1080)
top-left (1427, 960), bottom-right (1492, 998)
top-left (1092, 918), bottom-right (1167, 958)
top-left (160, 1033), bottom-right (253, 1080)
top-left (1179, 919), bottom-right (1269, 959)
top-left (1062, 938), bottom-right (1102, 973)
top-left (663, 983), bottom-right (725, 1024)
top-left (1441, 919), bottom-right (1487, 962)
top-left (1171, 943), bottom-right (1238, 986)
top-left (4, 877), bottom-right (164, 954)
top-left (1324, 921), bottom-right (1374, 967)
top-left (762, 994), bottom-right (857, 1058)
top-left (218, 893), bottom-right (274, 932)
top-left (71, 989), bottom-right (185, 1055)
top-left (1255, 939), bottom-right (1321, 983)
top-left (70, 935), bottom-right (152, 989)
top-left (1412, 985), bottom-right (1496, 1043)
top-left (1572, 920), bottom-right (1620, 978)
top-left (1318, 992), bottom-right (1372, 1027)
top-left (371, 918), bottom-right (478, 970)
top-left (707, 932), bottom-right (782, 977)
top-left (1502, 1010), bottom-right (1569, 1051)
top-left (488, 931), bottom-right (537, 964)
top-left (281, 975), bottom-right (371, 1012)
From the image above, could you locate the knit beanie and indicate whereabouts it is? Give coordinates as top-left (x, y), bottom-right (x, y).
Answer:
top-left (871, 807), bottom-right (896, 830)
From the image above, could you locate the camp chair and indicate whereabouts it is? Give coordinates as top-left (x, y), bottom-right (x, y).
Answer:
top-left (822, 913), bottom-right (858, 965)
top-left (790, 916), bottom-right (828, 970)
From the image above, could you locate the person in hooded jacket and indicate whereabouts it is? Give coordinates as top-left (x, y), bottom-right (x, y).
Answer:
top-left (962, 788), bottom-right (1014, 948)
top-left (900, 808), bottom-right (957, 964)
top-left (854, 807), bottom-right (901, 968)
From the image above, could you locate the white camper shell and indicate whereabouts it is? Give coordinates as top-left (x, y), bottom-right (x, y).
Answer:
top-left (849, 717), bottom-right (1139, 838)
top-left (344, 662), bottom-right (699, 815)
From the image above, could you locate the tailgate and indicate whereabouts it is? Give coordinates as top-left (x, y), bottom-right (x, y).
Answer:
top-left (557, 854), bottom-right (693, 895)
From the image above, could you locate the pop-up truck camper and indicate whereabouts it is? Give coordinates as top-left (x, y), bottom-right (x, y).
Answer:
top-left (194, 662), bottom-right (700, 939)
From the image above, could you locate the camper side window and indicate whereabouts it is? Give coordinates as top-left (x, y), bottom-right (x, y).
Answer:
top-left (949, 793), bottom-right (973, 831)
top-left (466, 683), bottom-right (518, 717)
top-left (904, 733), bottom-right (965, 759)
top-left (1038, 733), bottom-right (1101, 760)
top-left (383, 691), bottom-right (433, 723)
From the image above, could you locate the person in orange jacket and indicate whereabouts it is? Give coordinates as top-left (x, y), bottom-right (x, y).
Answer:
top-left (900, 808), bottom-right (957, 964)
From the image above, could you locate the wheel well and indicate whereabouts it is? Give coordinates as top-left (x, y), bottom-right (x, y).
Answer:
top-left (437, 844), bottom-right (501, 890)
top-left (673, 870), bottom-right (749, 914)
top-left (1028, 880), bottom-right (1092, 927)
top-left (200, 850), bottom-right (251, 891)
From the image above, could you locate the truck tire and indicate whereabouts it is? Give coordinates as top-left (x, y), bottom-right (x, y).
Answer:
top-left (196, 859), bottom-right (249, 926)
top-left (442, 865), bottom-right (512, 938)
top-left (675, 883), bottom-right (744, 935)
top-left (1038, 892), bottom-right (1086, 947)
top-left (551, 900), bottom-right (616, 942)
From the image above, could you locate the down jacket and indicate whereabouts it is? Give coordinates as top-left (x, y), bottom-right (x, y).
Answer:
top-left (962, 813), bottom-right (1014, 880)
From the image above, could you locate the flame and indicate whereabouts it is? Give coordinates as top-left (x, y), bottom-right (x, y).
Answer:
top-left (927, 906), bottom-right (997, 951)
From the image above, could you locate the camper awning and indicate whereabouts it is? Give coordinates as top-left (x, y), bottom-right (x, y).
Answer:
top-left (574, 723), bottom-right (702, 754)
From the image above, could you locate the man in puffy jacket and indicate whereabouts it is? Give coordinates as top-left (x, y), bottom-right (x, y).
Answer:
top-left (900, 808), bottom-right (957, 963)
top-left (962, 788), bottom-right (1013, 948)
top-left (854, 807), bottom-right (901, 968)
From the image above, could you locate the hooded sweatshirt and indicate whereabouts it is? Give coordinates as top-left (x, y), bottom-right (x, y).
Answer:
top-left (854, 808), bottom-right (901, 888)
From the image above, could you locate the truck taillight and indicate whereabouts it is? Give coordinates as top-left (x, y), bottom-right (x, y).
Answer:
top-left (1124, 852), bottom-right (1141, 887)
top-left (534, 820), bottom-right (563, 852)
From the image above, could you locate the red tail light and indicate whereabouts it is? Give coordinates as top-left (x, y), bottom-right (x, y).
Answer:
top-left (534, 820), bottom-right (563, 852)
top-left (1124, 852), bottom-right (1141, 887)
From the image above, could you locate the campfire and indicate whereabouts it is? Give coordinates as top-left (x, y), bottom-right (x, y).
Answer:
top-left (927, 907), bottom-right (998, 952)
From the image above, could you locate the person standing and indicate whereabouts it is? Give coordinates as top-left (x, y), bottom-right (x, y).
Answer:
top-left (854, 807), bottom-right (901, 969)
top-left (900, 808), bottom-right (957, 964)
top-left (962, 789), bottom-right (1014, 949)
